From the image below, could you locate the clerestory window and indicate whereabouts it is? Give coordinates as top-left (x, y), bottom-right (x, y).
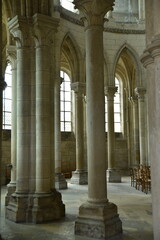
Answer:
top-left (60, 71), bottom-right (72, 132)
top-left (3, 63), bottom-right (12, 130)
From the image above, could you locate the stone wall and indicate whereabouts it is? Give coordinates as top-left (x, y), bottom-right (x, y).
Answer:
top-left (1, 130), bottom-right (129, 185)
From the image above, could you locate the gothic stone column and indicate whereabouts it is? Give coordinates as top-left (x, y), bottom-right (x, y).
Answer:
top-left (141, 0), bottom-right (160, 238)
top-left (55, 75), bottom-right (67, 189)
top-left (135, 87), bottom-right (147, 165)
top-left (6, 16), bottom-right (34, 222)
top-left (32, 13), bottom-right (65, 223)
top-left (5, 46), bottom-right (17, 205)
top-left (70, 82), bottom-right (88, 185)
top-left (106, 86), bottom-right (121, 183)
top-left (73, 1), bottom-right (122, 239)
top-left (130, 97), bottom-right (140, 167)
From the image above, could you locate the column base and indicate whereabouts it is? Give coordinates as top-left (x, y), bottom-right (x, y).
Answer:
top-left (107, 169), bottom-right (121, 183)
top-left (6, 190), bottom-right (65, 223)
top-left (70, 170), bottom-right (88, 185)
top-left (55, 173), bottom-right (68, 190)
top-left (5, 182), bottom-right (16, 206)
top-left (75, 201), bottom-right (122, 240)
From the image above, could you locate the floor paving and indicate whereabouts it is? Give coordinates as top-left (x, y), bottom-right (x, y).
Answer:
top-left (0, 177), bottom-right (153, 240)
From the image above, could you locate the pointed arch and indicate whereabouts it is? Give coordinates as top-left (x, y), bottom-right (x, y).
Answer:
top-left (113, 43), bottom-right (142, 87)
top-left (60, 32), bottom-right (83, 83)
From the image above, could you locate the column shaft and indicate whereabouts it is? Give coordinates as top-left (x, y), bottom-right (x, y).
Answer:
top-left (86, 26), bottom-right (107, 203)
top-left (132, 99), bottom-right (140, 166)
top-left (16, 47), bottom-right (30, 193)
top-left (70, 82), bottom-right (87, 185)
top-left (54, 77), bottom-right (61, 174)
top-left (135, 88), bottom-right (146, 165)
top-left (76, 93), bottom-right (84, 170)
top-left (10, 60), bottom-right (17, 185)
top-left (106, 88), bottom-right (116, 169)
top-left (54, 75), bottom-right (67, 189)
top-left (35, 46), bottom-right (51, 193)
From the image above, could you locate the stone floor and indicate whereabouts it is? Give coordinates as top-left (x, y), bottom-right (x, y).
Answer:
top-left (0, 177), bottom-right (153, 240)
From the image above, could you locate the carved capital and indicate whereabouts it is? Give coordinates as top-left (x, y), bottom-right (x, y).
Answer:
top-left (71, 82), bottom-right (86, 95)
top-left (73, 0), bottom-right (114, 27)
top-left (135, 87), bottom-right (146, 101)
top-left (8, 16), bottom-right (32, 48)
top-left (32, 13), bottom-right (59, 46)
top-left (105, 86), bottom-right (117, 100)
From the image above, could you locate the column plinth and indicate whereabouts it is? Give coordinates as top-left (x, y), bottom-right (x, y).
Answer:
top-left (73, 1), bottom-right (122, 239)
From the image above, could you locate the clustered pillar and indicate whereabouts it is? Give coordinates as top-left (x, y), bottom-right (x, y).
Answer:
top-left (5, 14), bottom-right (65, 223)
top-left (70, 82), bottom-right (87, 185)
top-left (105, 86), bottom-right (121, 183)
top-left (73, 0), bottom-right (122, 239)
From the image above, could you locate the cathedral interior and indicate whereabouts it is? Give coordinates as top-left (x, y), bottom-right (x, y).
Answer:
top-left (0, 0), bottom-right (160, 240)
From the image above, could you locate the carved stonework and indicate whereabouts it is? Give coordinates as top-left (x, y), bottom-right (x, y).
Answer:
top-left (105, 86), bottom-right (117, 101)
top-left (73, 0), bottom-right (114, 27)
top-left (135, 87), bottom-right (146, 101)
top-left (8, 16), bottom-right (32, 48)
top-left (32, 13), bottom-right (59, 46)
top-left (71, 82), bottom-right (86, 95)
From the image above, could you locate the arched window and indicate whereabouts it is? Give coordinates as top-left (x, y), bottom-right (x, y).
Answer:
top-left (114, 78), bottom-right (121, 132)
top-left (60, 0), bottom-right (79, 13)
top-left (60, 71), bottom-right (72, 131)
top-left (3, 63), bottom-right (12, 129)
top-left (105, 77), bottom-right (121, 132)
